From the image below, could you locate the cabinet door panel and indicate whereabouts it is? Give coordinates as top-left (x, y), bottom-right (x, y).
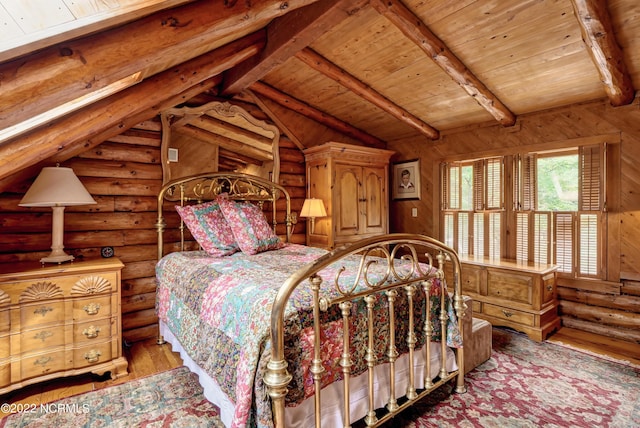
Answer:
top-left (460, 264), bottom-right (484, 294)
top-left (362, 167), bottom-right (386, 234)
top-left (335, 165), bottom-right (360, 237)
top-left (486, 269), bottom-right (533, 305)
top-left (541, 272), bottom-right (555, 304)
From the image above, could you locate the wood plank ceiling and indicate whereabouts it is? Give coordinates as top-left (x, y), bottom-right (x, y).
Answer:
top-left (0, 0), bottom-right (637, 187)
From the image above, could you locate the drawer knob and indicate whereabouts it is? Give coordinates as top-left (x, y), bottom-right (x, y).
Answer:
top-left (34, 356), bottom-right (52, 367)
top-left (83, 325), bottom-right (101, 339)
top-left (546, 285), bottom-right (553, 291)
top-left (84, 350), bottom-right (102, 363)
top-left (83, 303), bottom-right (101, 316)
top-left (34, 306), bottom-right (53, 317)
top-left (502, 310), bottom-right (514, 318)
top-left (34, 331), bottom-right (53, 342)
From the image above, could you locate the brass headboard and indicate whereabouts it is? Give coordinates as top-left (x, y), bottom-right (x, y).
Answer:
top-left (156, 172), bottom-right (294, 261)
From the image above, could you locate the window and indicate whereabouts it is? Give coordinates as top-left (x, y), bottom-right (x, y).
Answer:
top-left (441, 158), bottom-right (503, 260)
top-left (441, 143), bottom-right (606, 279)
top-left (514, 146), bottom-right (604, 278)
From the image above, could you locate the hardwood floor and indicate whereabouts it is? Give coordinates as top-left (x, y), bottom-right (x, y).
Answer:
top-left (1, 326), bottom-right (639, 420)
top-left (546, 326), bottom-right (640, 366)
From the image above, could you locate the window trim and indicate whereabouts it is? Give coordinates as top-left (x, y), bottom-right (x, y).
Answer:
top-left (440, 142), bottom-right (608, 280)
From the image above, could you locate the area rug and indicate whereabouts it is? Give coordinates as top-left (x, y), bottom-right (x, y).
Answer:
top-left (380, 328), bottom-right (640, 427)
top-left (2, 328), bottom-right (639, 427)
top-left (0, 366), bottom-right (224, 428)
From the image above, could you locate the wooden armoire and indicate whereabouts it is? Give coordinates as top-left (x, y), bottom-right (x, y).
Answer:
top-left (304, 142), bottom-right (394, 249)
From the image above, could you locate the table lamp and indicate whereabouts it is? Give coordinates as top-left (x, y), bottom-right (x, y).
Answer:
top-left (19, 166), bottom-right (97, 263)
top-left (300, 198), bottom-right (327, 234)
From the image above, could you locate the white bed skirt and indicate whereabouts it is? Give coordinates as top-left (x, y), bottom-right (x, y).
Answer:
top-left (159, 321), bottom-right (457, 427)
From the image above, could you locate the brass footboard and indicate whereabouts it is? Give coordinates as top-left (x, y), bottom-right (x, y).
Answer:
top-left (265, 233), bottom-right (466, 427)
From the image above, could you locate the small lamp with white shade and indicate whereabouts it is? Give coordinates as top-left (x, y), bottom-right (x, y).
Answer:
top-left (299, 198), bottom-right (327, 235)
top-left (19, 166), bottom-right (97, 264)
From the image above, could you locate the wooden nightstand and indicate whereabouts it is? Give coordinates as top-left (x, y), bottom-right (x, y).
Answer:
top-left (0, 258), bottom-right (128, 394)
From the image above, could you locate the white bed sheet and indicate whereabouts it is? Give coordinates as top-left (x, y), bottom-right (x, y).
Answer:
top-left (160, 321), bottom-right (457, 427)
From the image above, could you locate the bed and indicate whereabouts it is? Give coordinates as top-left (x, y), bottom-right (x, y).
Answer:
top-left (155, 172), bottom-right (467, 428)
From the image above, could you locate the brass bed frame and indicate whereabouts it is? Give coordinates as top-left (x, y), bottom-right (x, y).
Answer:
top-left (156, 172), bottom-right (466, 428)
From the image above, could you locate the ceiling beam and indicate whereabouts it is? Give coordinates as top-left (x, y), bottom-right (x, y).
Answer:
top-left (296, 47), bottom-right (439, 140)
top-left (370, 0), bottom-right (516, 127)
top-left (0, 0), bottom-right (194, 63)
top-left (0, 0), bottom-right (318, 143)
top-left (221, 0), bottom-right (368, 95)
top-left (570, 0), bottom-right (635, 106)
top-left (0, 34), bottom-right (264, 182)
top-left (245, 89), bottom-right (307, 151)
top-left (250, 81), bottom-right (386, 148)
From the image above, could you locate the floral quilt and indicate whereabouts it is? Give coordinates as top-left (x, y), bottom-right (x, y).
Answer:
top-left (156, 243), bottom-right (461, 428)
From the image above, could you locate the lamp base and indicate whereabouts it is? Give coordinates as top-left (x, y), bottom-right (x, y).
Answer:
top-left (40, 206), bottom-right (75, 264)
top-left (40, 252), bottom-right (74, 264)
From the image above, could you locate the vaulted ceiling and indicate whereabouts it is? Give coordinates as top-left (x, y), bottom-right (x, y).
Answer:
top-left (0, 0), bottom-right (638, 188)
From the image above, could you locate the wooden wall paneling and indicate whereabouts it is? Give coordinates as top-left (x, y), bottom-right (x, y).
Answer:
top-left (0, 230), bottom-right (127, 258)
top-left (64, 159), bottom-right (162, 180)
top-left (122, 308), bottom-right (157, 332)
top-left (388, 96), bottom-right (640, 345)
top-left (558, 286), bottom-right (640, 313)
top-left (2, 95), bottom-right (638, 346)
top-left (122, 325), bottom-right (160, 345)
top-left (619, 132), bottom-right (640, 279)
top-left (115, 244), bottom-right (158, 263)
top-left (114, 196), bottom-right (158, 212)
top-left (0, 122), bottom-right (166, 343)
top-left (387, 140), bottom-right (435, 237)
top-left (622, 280), bottom-right (640, 296)
top-left (122, 277), bottom-right (158, 298)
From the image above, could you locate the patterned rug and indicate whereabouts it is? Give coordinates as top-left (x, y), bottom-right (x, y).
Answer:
top-left (0, 367), bottom-right (224, 428)
top-left (2, 328), bottom-right (638, 427)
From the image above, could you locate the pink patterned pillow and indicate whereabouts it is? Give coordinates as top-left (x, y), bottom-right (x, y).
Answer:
top-left (217, 196), bottom-right (283, 255)
top-left (175, 201), bottom-right (238, 257)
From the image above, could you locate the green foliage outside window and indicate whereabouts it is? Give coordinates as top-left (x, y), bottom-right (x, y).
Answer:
top-left (537, 155), bottom-right (578, 211)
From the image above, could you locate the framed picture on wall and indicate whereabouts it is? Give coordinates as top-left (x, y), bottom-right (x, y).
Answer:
top-left (392, 159), bottom-right (421, 200)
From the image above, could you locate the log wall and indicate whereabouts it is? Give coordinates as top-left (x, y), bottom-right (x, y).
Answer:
top-left (3, 96), bottom-right (639, 345)
top-left (0, 119), bottom-right (307, 343)
top-left (388, 96), bottom-right (640, 344)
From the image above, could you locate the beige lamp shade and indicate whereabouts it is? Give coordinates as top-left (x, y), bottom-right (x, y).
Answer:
top-left (19, 166), bottom-right (97, 207)
top-left (300, 198), bottom-right (326, 235)
top-left (300, 198), bottom-right (327, 218)
top-left (19, 167), bottom-right (96, 263)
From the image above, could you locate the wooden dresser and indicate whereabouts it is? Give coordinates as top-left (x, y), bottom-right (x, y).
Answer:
top-left (446, 256), bottom-right (561, 341)
top-left (0, 258), bottom-right (128, 394)
top-left (304, 142), bottom-right (394, 249)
